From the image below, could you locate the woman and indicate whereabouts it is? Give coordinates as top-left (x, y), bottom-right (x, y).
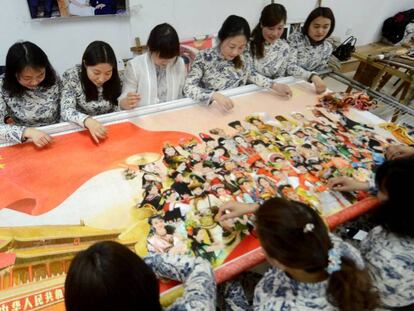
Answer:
top-left (0, 41), bottom-right (60, 147)
top-left (287, 7), bottom-right (335, 94)
top-left (251, 3), bottom-right (294, 79)
top-left (119, 23), bottom-right (186, 109)
top-left (183, 15), bottom-right (292, 112)
top-left (218, 198), bottom-right (379, 310)
top-left (329, 157), bottom-right (414, 309)
top-left (61, 41), bottom-right (121, 143)
top-left (65, 241), bottom-right (216, 311)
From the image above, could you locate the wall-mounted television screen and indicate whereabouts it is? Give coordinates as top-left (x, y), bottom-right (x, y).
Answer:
top-left (27, 0), bottom-right (128, 19)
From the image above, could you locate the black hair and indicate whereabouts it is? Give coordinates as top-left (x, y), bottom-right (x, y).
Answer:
top-left (3, 41), bottom-right (57, 97)
top-left (148, 214), bottom-right (164, 226)
top-left (374, 156), bottom-right (414, 237)
top-left (147, 23), bottom-right (180, 59)
top-left (81, 41), bottom-right (121, 106)
top-left (217, 137), bottom-right (226, 146)
top-left (212, 146), bottom-right (229, 157)
top-left (251, 3), bottom-right (287, 59)
top-left (199, 132), bottom-right (214, 142)
top-left (228, 120), bottom-right (242, 129)
top-left (170, 171), bottom-right (182, 179)
top-left (65, 241), bottom-right (162, 311)
top-left (251, 139), bottom-right (268, 147)
top-left (256, 198), bottom-right (379, 311)
top-left (302, 7), bottom-right (335, 44)
top-left (218, 15), bottom-right (251, 69)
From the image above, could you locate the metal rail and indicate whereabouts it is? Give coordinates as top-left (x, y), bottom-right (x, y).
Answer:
top-left (327, 70), bottom-right (414, 116)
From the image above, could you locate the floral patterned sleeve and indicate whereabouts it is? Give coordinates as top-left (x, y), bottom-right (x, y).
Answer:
top-left (286, 35), bottom-right (313, 81)
top-left (144, 253), bottom-right (216, 311)
top-left (244, 52), bottom-right (273, 89)
top-left (247, 68), bottom-right (273, 89)
top-left (317, 44), bottom-right (333, 71)
top-left (60, 67), bottom-right (89, 127)
top-left (0, 92), bottom-right (25, 143)
top-left (183, 53), bottom-right (213, 103)
top-left (286, 48), bottom-right (312, 81)
top-left (329, 233), bottom-right (365, 269)
top-left (286, 32), bottom-right (333, 81)
top-left (359, 226), bottom-right (414, 306)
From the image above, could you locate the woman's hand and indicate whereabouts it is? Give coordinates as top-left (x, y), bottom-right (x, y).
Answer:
top-left (23, 128), bottom-right (53, 148)
top-left (327, 176), bottom-right (370, 192)
top-left (211, 92), bottom-right (234, 112)
top-left (84, 117), bottom-right (107, 144)
top-left (385, 144), bottom-right (414, 160)
top-left (120, 92), bottom-right (141, 110)
top-left (271, 83), bottom-right (292, 98)
top-left (311, 75), bottom-right (327, 94)
top-left (216, 201), bottom-right (258, 221)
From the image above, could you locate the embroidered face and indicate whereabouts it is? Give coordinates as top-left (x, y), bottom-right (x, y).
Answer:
top-left (85, 63), bottom-right (113, 87)
top-left (253, 143), bottom-right (267, 153)
top-left (220, 35), bottom-right (247, 60)
top-left (262, 20), bottom-right (285, 43)
top-left (151, 217), bottom-right (167, 236)
top-left (174, 173), bottom-right (184, 182)
top-left (164, 146), bottom-right (176, 157)
top-left (148, 184), bottom-right (160, 196)
top-left (17, 66), bottom-right (46, 89)
top-left (308, 16), bottom-right (331, 42)
top-left (192, 186), bottom-right (204, 196)
top-left (258, 177), bottom-right (271, 188)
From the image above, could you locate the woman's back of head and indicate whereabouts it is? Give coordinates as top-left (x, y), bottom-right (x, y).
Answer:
top-left (255, 198), bottom-right (378, 311)
top-left (375, 156), bottom-right (414, 238)
top-left (65, 241), bottom-right (162, 311)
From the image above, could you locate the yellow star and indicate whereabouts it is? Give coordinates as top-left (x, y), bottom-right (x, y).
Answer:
top-left (0, 163), bottom-right (5, 169)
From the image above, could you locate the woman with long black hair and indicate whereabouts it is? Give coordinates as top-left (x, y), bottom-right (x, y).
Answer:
top-left (61, 41), bottom-right (122, 143)
top-left (0, 41), bottom-right (60, 147)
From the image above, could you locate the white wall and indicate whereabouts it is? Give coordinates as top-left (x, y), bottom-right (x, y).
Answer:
top-left (0, 1), bottom-right (131, 74)
top-left (128, 0), bottom-right (268, 42)
top-left (325, 0), bottom-right (414, 45)
top-left (0, 0), bottom-right (413, 73)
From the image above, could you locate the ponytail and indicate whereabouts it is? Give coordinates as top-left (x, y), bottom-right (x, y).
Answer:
top-left (327, 257), bottom-right (379, 311)
top-left (251, 24), bottom-right (265, 59)
top-left (255, 198), bottom-right (379, 311)
top-left (217, 15), bottom-right (249, 70)
top-left (233, 56), bottom-right (243, 69)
